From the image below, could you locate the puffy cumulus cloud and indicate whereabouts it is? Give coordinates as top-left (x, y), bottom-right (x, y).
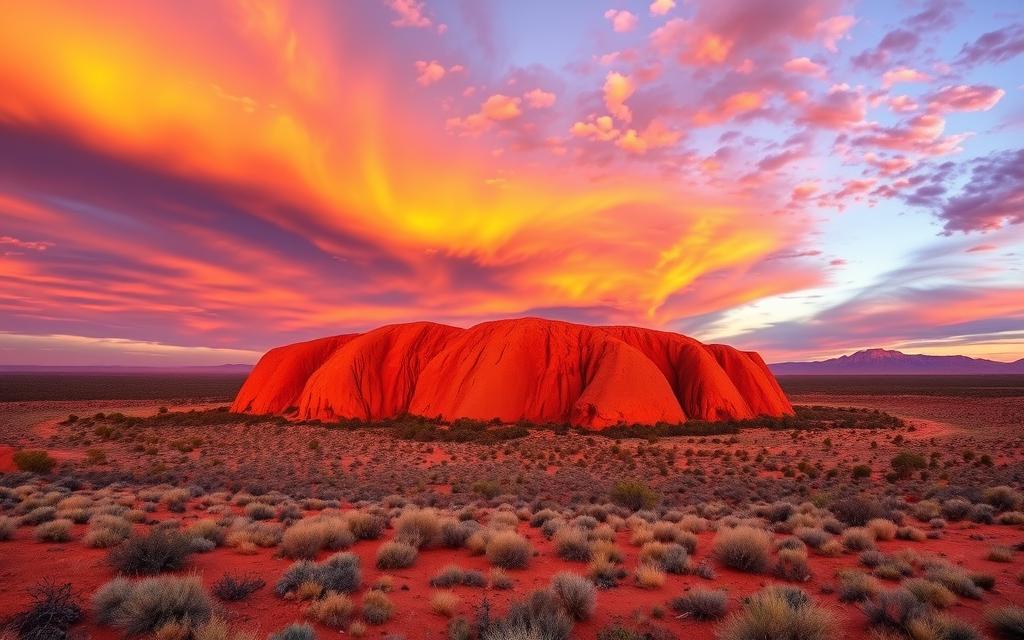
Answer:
top-left (603, 71), bottom-right (635, 122)
top-left (694, 91), bottom-right (765, 125)
top-left (604, 9), bottom-right (638, 33)
top-left (926, 84), bottom-right (1005, 113)
top-left (783, 57), bottom-right (826, 77)
top-left (881, 66), bottom-right (930, 89)
top-left (523, 88), bottom-right (556, 108)
top-left (447, 94), bottom-right (522, 134)
top-left (387, 0), bottom-right (431, 28)
top-left (570, 115), bottom-right (620, 142)
top-left (414, 59), bottom-right (446, 86)
top-left (955, 24), bottom-right (1024, 67)
top-left (934, 149), bottom-right (1024, 233)
top-left (649, 0), bottom-right (675, 17)
top-left (481, 94), bottom-right (522, 120)
top-left (651, 18), bottom-right (733, 66)
top-left (614, 119), bottom-right (683, 154)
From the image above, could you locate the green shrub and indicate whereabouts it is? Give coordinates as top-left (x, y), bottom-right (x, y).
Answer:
top-left (13, 450), bottom-right (56, 473)
top-left (609, 480), bottom-right (658, 511)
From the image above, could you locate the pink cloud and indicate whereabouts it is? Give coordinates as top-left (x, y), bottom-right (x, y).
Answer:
top-left (798, 85), bottom-right (865, 129)
top-left (816, 15), bottom-right (856, 52)
top-left (523, 88), bottom-right (556, 109)
top-left (783, 56), bottom-right (826, 78)
top-left (387, 0), bottom-right (431, 28)
top-left (694, 91), bottom-right (765, 125)
top-left (651, 19), bottom-right (733, 66)
top-left (649, 0), bottom-right (675, 17)
top-left (888, 95), bottom-right (919, 113)
top-left (414, 60), bottom-right (446, 86)
top-left (864, 152), bottom-right (913, 175)
top-left (927, 84), bottom-right (1005, 112)
top-left (881, 66), bottom-right (930, 89)
top-left (0, 235), bottom-right (53, 251)
top-left (604, 9), bottom-right (638, 33)
top-left (854, 114), bottom-right (967, 156)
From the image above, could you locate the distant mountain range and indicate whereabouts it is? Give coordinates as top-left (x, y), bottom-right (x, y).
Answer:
top-left (0, 364), bottom-right (252, 374)
top-left (770, 348), bottom-right (1024, 375)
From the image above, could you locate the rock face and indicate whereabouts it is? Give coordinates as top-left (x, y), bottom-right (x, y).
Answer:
top-left (231, 318), bottom-right (793, 430)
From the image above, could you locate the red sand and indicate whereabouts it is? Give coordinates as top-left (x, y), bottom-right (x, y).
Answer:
top-left (231, 318), bottom-right (793, 429)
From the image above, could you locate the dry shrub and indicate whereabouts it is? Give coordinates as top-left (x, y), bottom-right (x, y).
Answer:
top-left (717, 586), bottom-right (836, 640)
top-left (305, 592), bottom-right (354, 628)
top-left (670, 588), bottom-right (728, 620)
top-left (92, 575), bottom-right (212, 636)
top-left (430, 591), bottom-right (460, 617)
top-left (550, 572), bottom-right (595, 621)
top-left (375, 540), bottom-right (418, 570)
top-left (713, 526), bottom-right (772, 573)
top-left (361, 590), bottom-right (393, 625)
top-left (485, 531), bottom-right (532, 569)
top-left (634, 563), bottom-right (666, 589)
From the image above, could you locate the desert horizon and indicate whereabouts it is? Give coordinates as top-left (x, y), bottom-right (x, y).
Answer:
top-left (2, 1), bottom-right (1023, 639)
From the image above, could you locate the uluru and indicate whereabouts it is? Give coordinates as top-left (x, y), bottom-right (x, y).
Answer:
top-left (231, 318), bottom-right (793, 429)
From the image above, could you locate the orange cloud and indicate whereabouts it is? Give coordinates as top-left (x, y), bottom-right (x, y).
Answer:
top-left (603, 72), bottom-right (634, 122)
top-left (523, 89), bottom-right (556, 108)
top-left (694, 91), bottom-right (765, 125)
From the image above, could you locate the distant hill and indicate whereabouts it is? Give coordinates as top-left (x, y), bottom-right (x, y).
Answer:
top-left (0, 364), bottom-right (252, 374)
top-left (771, 348), bottom-right (1024, 375)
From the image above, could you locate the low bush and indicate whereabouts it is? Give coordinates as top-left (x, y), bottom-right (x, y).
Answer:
top-left (375, 540), bottom-right (418, 570)
top-left (361, 590), bottom-right (393, 625)
top-left (275, 552), bottom-right (361, 596)
top-left (211, 573), bottom-right (265, 601)
top-left (268, 623), bottom-right (315, 640)
top-left (609, 481), bottom-right (658, 511)
top-left (281, 518), bottom-right (353, 559)
top-left (109, 530), bottom-right (193, 575)
top-left (485, 531), bottom-right (532, 569)
top-left (345, 512), bottom-right (385, 540)
top-left (866, 519), bottom-right (896, 541)
top-left (717, 586), bottom-right (835, 640)
top-left (713, 526), bottom-right (772, 573)
top-left (490, 568), bottom-right (514, 590)
top-left (430, 591), bottom-right (460, 618)
top-left (479, 590), bottom-right (573, 640)
top-left (0, 515), bottom-right (16, 540)
top-left (7, 581), bottom-right (83, 640)
top-left (841, 527), bottom-right (876, 551)
top-left (669, 588), bottom-right (728, 620)
top-left (13, 450), bottom-right (57, 473)
top-left (903, 578), bottom-right (956, 609)
top-left (92, 575), bottom-right (212, 635)
top-left (394, 509), bottom-right (442, 548)
top-left (554, 527), bottom-right (592, 562)
top-left (986, 605), bottom-right (1024, 639)
top-left (837, 570), bottom-right (879, 602)
top-left (35, 518), bottom-right (74, 542)
top-left (988, 546), bottom-right (1014, 563)
top-left (774, 548), bottom-right (811, 582)
top-left (550, 572), bottom-right (596, 621)
top-left (633, 563), bottom-right (666, 590)
top-left (862, 588), bottom-right (927, 631)
top-left (305, 593), bottom-right (354, 628)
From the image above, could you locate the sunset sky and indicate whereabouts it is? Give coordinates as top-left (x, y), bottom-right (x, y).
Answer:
top-left (1, 0), bottom-right (1022, 366)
